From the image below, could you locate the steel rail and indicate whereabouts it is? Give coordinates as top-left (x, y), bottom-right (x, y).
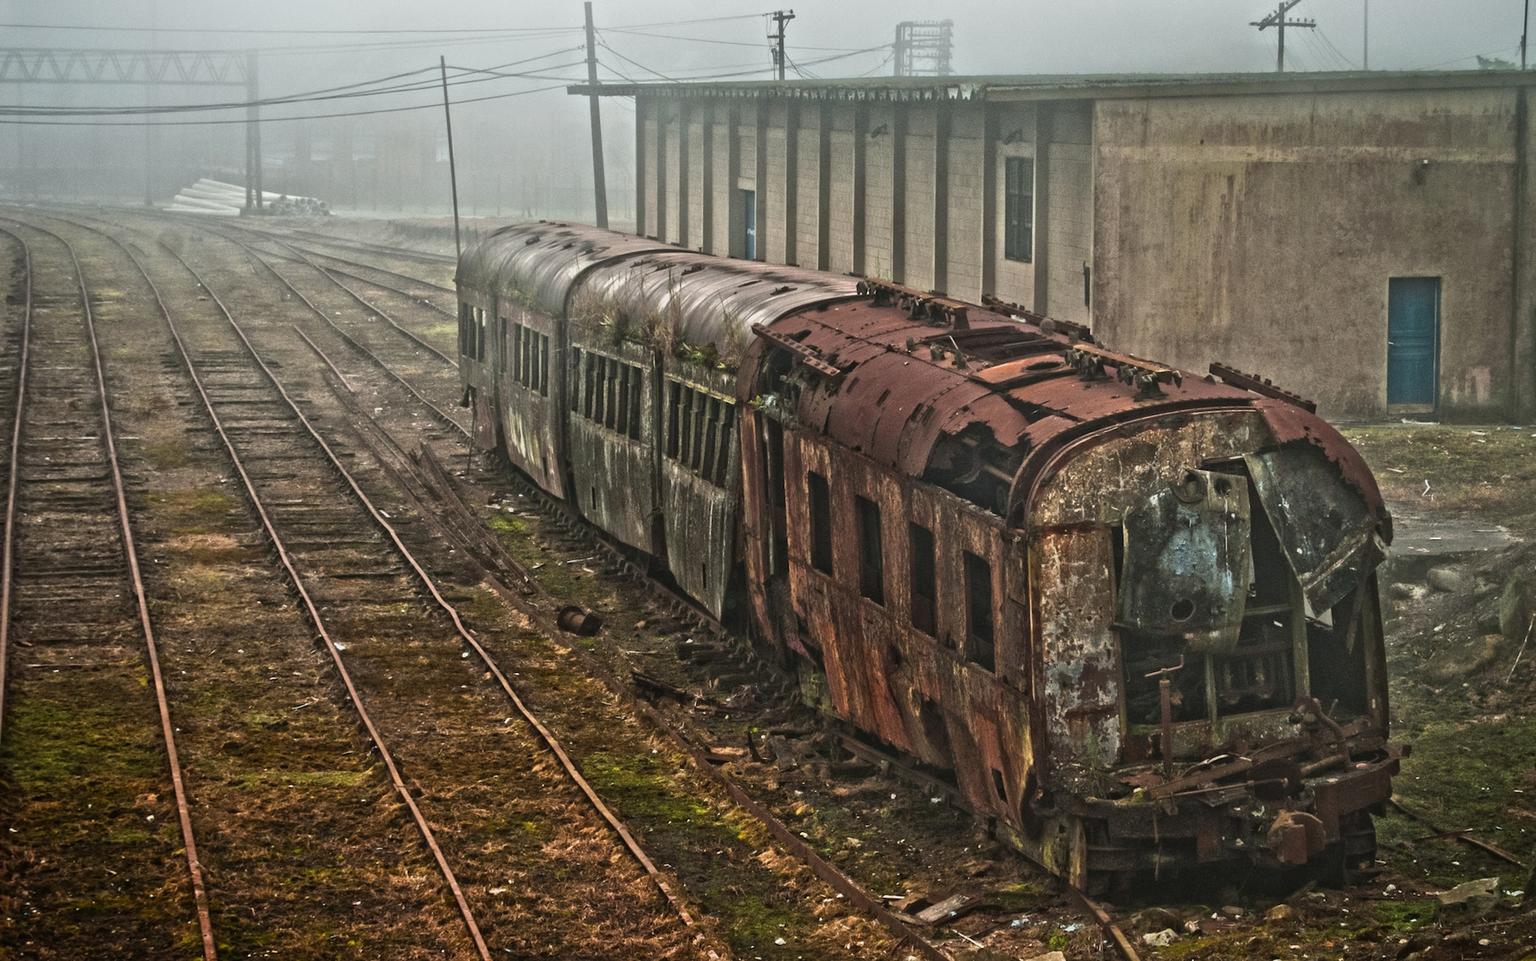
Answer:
top-left (0, 228), bottom-right (31, 741)
top-left (51, 208), bottom-right (959, 958)
top-left (219, 231), bottom-right (468, 435)
top-left (274, 239), bottom-right (457, 297)
top-left (77, 225), bottom-right (497, 961)
top-left (235, 229), bottom-right (458, 367)
top-left (254, 244), bottom-right (456, 315)
top-left (140, 228), bottom-right (701, 935)
top-left (0, 216), bottom-right (219, 961)
top-left (192, 217), bottom-right (457, 267)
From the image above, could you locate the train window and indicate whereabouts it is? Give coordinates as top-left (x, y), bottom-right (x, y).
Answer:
top-left (576, 351), bottom-right (643, 438)
top-left (964, 551), bottom-right (995, 671)
top-left (666, 381), bottom-right (682, 457)
top-left (458, 303), bottom-right (470, 356)
top-left (475, 307), bottom-right (487, 360)
top-left (908, 522), bottom-right (937, 636)
top-left (855, 495), bottom-right (884, 604)
top-left (664, 379), bottom-right (735, 486)
top-left (511, 323), bottom-right (523, 382)
top-left (569, 349), bottom-right (582, 411)
top-left (807, 471), bottom-right (833, 575)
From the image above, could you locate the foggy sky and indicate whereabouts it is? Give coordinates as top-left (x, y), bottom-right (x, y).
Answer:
top-left (8, 0), bottom-right (1526, 76)
top-left (0, 0), bottom-right (1528, 216)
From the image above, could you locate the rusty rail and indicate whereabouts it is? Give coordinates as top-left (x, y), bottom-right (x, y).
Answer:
top-left (219, 231), bottom-right (468, 435)
top-left (237, 228), bottom-right (458, 368)
top-left (1387, 797), bottom-right (1527, 870)
top-left (0, 216), bottom-right (219, 961)
top-left (0, 228), bottom-right (30, 741)
top-left (62, 206), bottom-right (706, 944)
top-left (405, 447), bottom-right (957, 961)
top-left (253, 313), bottom-right (703, 935)
top-left (76, 227), bottom-right (496, 961)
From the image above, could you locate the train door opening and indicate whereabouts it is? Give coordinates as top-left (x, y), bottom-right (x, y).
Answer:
top-left (762, 417), bottom-right (789, 577)
top-left (1386, 276), bottom-right (1439, 411)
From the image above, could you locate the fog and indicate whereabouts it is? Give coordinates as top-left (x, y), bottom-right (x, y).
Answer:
top-left (0, 0), bottom-right (1526, 221)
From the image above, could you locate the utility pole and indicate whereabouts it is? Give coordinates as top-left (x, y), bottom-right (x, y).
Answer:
top-left (1523, 0), bottom-right (1530, 70)
top-left (1363, 0), bottom-right (1369, 70)
top-left (768, 9), bottom-right (795, 81)
top-left (1251, 0), bottom-right (1316, 73)
top-left (583, 2), bottom-right (608, 228)
top-left (245, 52), bottom-right (262, 211)
top-left (439, 57), bottom-right (462, 259)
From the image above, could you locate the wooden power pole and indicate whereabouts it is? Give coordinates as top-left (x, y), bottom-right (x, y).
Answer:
top-left (1251, 0), bottom-right (1316, 73)
top-left (439, 56), bottom-right (462, 260)
top-left (768, 10), bottom-right (796, 81)
top-left (584, 2), bottom-right (609, 228)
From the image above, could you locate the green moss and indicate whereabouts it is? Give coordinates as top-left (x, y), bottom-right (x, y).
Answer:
top-left (1341, 424), bottom-right (1536, 530)
top-left (1373, 898), bottom-right (1438, 931)
top-left (144, 487), bottom-right (242, 529)
top-left (487, 513), bottom-right (526, 535)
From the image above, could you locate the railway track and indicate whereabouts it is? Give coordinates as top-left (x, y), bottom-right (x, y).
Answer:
top-left (0, 220), bottom-right (216, 959)
top-left (162, 207), bottom-right (1146, 961)
top-left (24, 206), bottom-right (1139, 959)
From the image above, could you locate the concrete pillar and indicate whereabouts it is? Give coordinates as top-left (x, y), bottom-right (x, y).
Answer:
top-left (933, 109), bottom-right (951, 294)
top-left (635, 98), bottom-right (648, 237)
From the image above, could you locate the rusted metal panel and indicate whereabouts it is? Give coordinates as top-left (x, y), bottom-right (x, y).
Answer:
top-left (496, 300), bottom-right (565, 499)
top-left (1117, 469), bottom-right (1252, 655)
top-left (1031, 528), bottom-right (1122, 796)
top-left (658, 359), bottom-right (740, 620)
top-left (564, 336), bottom-right (657, 551)
top-left (1245, 446), bottom-right (1382, 612)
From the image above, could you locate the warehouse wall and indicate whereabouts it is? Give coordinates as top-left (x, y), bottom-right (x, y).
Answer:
top-left (1093, 87), bottom-right (1531, 420)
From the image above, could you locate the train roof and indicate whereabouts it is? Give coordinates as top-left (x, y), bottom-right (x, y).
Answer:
top-left (458, 222), bottom-right (857, 358)
top-left (457, 222), bottom-right (1384, 526)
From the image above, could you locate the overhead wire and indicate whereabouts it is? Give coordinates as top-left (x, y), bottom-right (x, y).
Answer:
top-left (0, 81), bottom-right (570, 126)
top-left (0, 47), bottom-right (587, 116)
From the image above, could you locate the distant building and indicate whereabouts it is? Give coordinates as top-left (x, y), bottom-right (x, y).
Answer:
top-left (572, 71), bottom-right (1536, 421)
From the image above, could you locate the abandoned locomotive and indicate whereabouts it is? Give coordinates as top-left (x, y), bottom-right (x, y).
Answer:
top-left (456, 222), bottom-right (1399, 891)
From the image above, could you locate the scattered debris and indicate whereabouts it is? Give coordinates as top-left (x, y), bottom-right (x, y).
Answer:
top-left (1436, 877), bottom-right (1501, 917)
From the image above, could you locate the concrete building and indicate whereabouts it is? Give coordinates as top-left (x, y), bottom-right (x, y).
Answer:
top-left (574, 71), bottom-right (1536, 422)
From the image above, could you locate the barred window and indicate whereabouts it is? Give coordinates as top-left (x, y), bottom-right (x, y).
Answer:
top-left (505, 322), bottom-right (549, 396)
top-left (665, 378), bottom-right (734, 487)
top-left (573, 350), bottom-right (643, 440)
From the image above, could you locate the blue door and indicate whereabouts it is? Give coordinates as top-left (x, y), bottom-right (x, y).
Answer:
top-left (1387, 277), bottom-right (1439, 407)
top-left (741, 189), bottom-right (757, 260)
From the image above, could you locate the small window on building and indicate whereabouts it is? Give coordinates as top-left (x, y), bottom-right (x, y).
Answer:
top-left (1004, 157), bottom-right (1034, 264)
top-left (964, 550), bottom-right (995, 671)
top-left (908, 522), bottom-right (936, 636)
top-left (807, 470), bottom-right (833, 575)
top-left (855, 495), bottom-right (884, 604)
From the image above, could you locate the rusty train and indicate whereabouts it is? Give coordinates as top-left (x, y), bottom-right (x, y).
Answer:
top-left (456, 222), bottom-right (1401, 891)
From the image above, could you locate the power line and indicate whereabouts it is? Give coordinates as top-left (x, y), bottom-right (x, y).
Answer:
top-left (602, 26), bottom-right (870, 53)
top-left (597, 39), bottom-right (888, 84)
top-left (0, 81), bottom-right (569, 126)
top-left (0, 48), bottom-right (586, 116)
top-left (0, 21), bottom-right (574, 36)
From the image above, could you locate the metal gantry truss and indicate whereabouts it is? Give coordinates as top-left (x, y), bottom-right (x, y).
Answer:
top-left (0, 47), bottom-right (263, 208)
top-left (892, 20), bottom-right (954, 77)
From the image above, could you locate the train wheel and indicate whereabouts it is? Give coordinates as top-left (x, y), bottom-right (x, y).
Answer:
top-left (1338, 812), bottom-right (1379, 884)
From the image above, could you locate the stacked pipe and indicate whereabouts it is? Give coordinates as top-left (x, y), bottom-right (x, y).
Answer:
top-left (167, 179), bottom-right (329, 216)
